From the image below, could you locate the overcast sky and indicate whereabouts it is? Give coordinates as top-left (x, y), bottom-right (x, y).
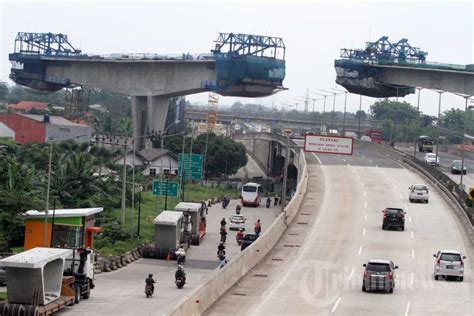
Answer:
top-left (1, 0), bottom-right (473, 115)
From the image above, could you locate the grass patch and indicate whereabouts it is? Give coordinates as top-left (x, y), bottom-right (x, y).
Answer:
top-left (0, 292), bottom-right (7, 301)
top-left (94, 183), bottom-right (239, 256)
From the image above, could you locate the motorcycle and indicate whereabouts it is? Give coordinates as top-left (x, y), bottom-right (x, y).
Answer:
top-left (175, 276), bottom-right (186, 289)
top-left (220, 234), bottom-right (227, 243)
top-left (177, 254), bottom-right (185, 265)
top-left (145, 284), bottom-right (153, 298)
top-left (266, 198), bottom-right (271, 208)
top-left (222, 197), bottom-right (229, 209)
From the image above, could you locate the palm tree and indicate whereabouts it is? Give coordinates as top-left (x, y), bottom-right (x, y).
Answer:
top-left (0, 159), bottom-right (42, 251)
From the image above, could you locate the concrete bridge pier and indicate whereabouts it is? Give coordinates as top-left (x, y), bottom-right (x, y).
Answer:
top-left (132, 96), bottom-right (169, 149)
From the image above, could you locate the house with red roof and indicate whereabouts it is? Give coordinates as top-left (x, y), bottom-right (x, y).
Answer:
top-left (7, 101), bottom-right (49, 112)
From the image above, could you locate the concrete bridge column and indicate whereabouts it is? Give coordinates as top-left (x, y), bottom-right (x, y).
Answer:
top-left (132, 96), bottom-right (169, 149)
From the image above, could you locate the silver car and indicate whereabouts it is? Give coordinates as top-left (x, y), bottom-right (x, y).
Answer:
top-left (424, 153), bottom-right (439, 166)
top-left (362, 259), bottom-right (398, 293)
top-left (409, 184), bottom-right (429, 203)
top-left (433, 250), bottom-right (466, 281)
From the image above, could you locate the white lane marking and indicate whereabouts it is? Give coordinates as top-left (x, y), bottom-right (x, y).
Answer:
top-left (363, 190), bottom-right (367, 197)
top-left (405, 204), bottom-right (409, 210)
top-left (369, 159), bottom-right (373, 164)
top-left (411, 249), bottom-right (415, 259)
top-left (364, 202), bottom-right (367, 209)
top-left (347, 163), bottom-right (351, 166)
top-left (342, 158), bottom-right (346, 162)
top-left (410, 231), bottom-right (414, 239)
top-left (399, 193), bottom-right (403, 199)
top-left (357, 175), bottom-right (361, 180)
top-left (352, 169), bottom-right (356, 173)
top-left (331, 297), bottom-right (342, 313)
top-left (410, 273), bottom-right (414, 286)
top-left (358, 246), bottom-right (363, 255)
top-left (362, 228), bottom-right (366, 236)
top-left (312, 153), bottom-right (323, 165)
top-left (375, 165), bottom-right (378, 168)
top-left (405, 301), bottom-right (411, 316)
top-left (408, 216), bottom-right (412, 223)
top-left (348, 268), bottom-right (355, 281)
top-left (364, 214), bottom-right (368, 221)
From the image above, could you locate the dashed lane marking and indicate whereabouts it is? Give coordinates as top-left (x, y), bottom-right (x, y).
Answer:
top-left (362, 228), bottom-right (366, 236)
top-left (410, 231), bottom-right (414, 239)
top-left (405, 301), bottom-right (411, 316)
top-left (348, 268), bottom-right (355, 281)
top-left (411, 250), bottom-right (415, 259)
top-left (331, 297), bottom-right (342, 313)
top-left (358, 246), bottom-right (363, 255)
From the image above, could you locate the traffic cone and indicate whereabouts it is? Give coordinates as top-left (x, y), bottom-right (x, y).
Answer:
top-left (166, 251), bottom-right (171, 261)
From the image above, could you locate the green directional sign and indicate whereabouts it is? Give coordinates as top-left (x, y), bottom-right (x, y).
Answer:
top-left (178, 153), bottom-right (203, 180)
top-left (152, 180), bottom-right (179, 197)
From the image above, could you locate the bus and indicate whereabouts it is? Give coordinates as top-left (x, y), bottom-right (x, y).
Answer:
top-left (418, 135), bottom-right (434, 153)
top-left (240, 182), bottom-right (262, 207)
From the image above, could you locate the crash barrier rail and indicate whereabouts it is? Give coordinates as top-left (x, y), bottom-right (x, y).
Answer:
top-left (170, 145), bottom-right (308, 316)
top-left (362, 141), bottom-right (474, 245)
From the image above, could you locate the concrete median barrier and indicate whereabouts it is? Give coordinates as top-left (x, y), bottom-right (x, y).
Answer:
top-left (171, 147), bottom-right (308, 316)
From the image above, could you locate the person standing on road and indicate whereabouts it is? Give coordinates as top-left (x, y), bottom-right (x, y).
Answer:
top-left (254, 219), bottom-right (262, 236)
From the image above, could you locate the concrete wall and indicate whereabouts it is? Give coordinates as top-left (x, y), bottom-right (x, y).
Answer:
top-left (378, 65), bottom-right (474, 96)
top-left (46, 60), bottom-right (216, 97)
top-left (170, 146), bottom-right (308, 315)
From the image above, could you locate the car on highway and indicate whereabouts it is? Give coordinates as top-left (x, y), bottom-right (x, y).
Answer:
top-left (362, 259), bottom-right (398, 293)
top-left (382, 208), bottom-right (405, 231)
top-left (450, 160), bottom-right (467, 175)
top-left (424, 153), bottom-right (439, 166)
top-left (434, 250), bottom-right (466, 281)
top-left (360, 136), bottom-right (372, 142)
top-left (409, 184), bottom-right (429, 203)
top-left (240, 233), bottom-right (259, 251)
top-left (229, 214), bottom-right (246, 231)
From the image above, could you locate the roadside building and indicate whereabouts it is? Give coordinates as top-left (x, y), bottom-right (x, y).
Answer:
top-left (0, 122), bottom-right (15, 139)
top-left (115, 148), bottom-right (179, 176)
top-left (0, 113), bottom-right (91, 144)
top-left (7, 100), bottom-right (49, 113)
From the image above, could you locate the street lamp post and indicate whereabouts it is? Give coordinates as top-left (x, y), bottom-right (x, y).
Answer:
top-left (44, 134), bottom-right (88, 246)
top-left (435, 91), bottom-right (443, 165)
top-left (414, 88), bottom-right (422, 158)
top-left (281, 130), bottom-right (291, 213)
top-left (159, 121), bottom-right (181, 209)
top-left (358, 95), bottom-right (362, 139)
top-left (460, 96), bottom-right (472, 187)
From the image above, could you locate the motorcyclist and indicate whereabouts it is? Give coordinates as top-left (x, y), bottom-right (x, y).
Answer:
top-left (175, 265), bottom-right (186, 281)
top-left (235, 204), bottom-right (242, 215)
top-left (220, 217), bottom-right (227, 228)
top-left (217, 242), bottom-right (226, 257)
top-left (175, 246), bottom-right (186, 264)
top-left (218, 254), bottom-right (228, 269)
top-left (254, 219), bottom-right (262, 236)
top-left (220, 226), bottom-right (227, 243)
top-left (236, 228), bottom-right (245, 245)
top-left (274, 195), bottom-right (279, 206)
top-left (266, 196), bottom-right (271, 208)
top-left (145, 273), bottom-right (156, 294)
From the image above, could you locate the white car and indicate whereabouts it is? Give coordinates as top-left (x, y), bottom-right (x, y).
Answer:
top-left (434, 250), bottom-right (466, 281)
top-left (424, 153), bottom-right (439, 166)
top-left (409, 184), bottom-right (429, 203)
top-left (229, 214), bottom-right (246, 231)
top-left (360, 136), bottom-right (372, 142)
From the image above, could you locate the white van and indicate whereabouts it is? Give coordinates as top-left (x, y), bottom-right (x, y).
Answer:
top-left (240, 182), bottom-right (261, 207)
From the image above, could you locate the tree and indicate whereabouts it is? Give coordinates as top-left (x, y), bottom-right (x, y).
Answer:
top-left (370, 100), bottom-right (419, 123)
top-left (0, 84), bottom-right (8, 100)
top-left (355, 110), bottom-right (367, 121)
top-left (192, 133), bottom-right (247, 178)
top-left (0, 159), bottom-right (42, 251)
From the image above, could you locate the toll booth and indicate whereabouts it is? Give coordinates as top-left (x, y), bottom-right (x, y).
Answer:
top-left (23, 208), bottom-right (103, 250)
top-left (174, 202), bottom-right (207, 245)
top-left (153, 211), bottom-right (184, 259)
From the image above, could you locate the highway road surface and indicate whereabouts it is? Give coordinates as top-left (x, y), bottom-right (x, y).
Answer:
top-left (396, 144), bottom-right (474, 191)
top-left (207, 142), bottom-right (473, 315)
top-left (59, 199), bottom-right (280, 316)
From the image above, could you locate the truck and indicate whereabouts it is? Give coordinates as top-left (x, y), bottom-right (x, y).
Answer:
top-left (0, 247), bottom-right (95, 316)
top-left (365, 129), bottom-right (383, 143)
top-left (418, 135), bottom-right (435, 152)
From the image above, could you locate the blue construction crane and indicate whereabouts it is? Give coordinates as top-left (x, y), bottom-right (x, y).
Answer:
top-left (334, 36), bottom-right (425, 98)
top-left (13, 32), bottom-right (82, 56)
top-left (202, 32), bottom-right (287, 97)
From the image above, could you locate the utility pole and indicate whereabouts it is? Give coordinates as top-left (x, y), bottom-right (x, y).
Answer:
top-left (342, 91), bottom-right (348, 136)
top-left (414, 88), bottom-right (422, 158)
top-left (460, 96), bottom-right (470, 188)
top-left (281, 131), bottom-right (291, 213)
top-left (358, 95), bottom-right (362, 139)
top-left (121, 145), bottom-right (127, 225)
top-left (44, 142), bottom-right (53, 246)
